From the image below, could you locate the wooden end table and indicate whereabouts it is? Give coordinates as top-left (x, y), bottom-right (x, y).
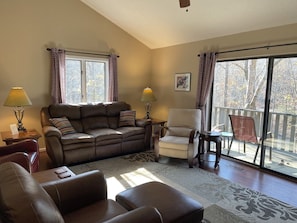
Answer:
top-left (32, 166), bottom-right (76, 184)
top-left (1, 129), bottom-right (41, 145)
top-left (196, 131), bottom-right (222, 168)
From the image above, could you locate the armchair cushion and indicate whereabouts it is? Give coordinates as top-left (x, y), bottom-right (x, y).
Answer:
top-left (166, 127), bottom-right (193, 137)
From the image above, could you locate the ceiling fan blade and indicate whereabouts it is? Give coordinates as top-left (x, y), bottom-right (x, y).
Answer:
top-left (179, 0), bottom-right (190, 8)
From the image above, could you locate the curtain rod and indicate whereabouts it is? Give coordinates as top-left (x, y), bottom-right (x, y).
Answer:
top-left (197, 42), bottom-right (297, 57)
top-left (46, 48), bottom-right (119, 58)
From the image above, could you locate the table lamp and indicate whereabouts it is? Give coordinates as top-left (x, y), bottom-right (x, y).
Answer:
top-left (3, 87), bottom-right (32, 131)
top-left (141, 87), bottom-right (156, 119)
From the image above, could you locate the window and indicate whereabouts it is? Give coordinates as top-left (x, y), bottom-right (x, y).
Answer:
top-left (65, 55), bottom-right (109, 104)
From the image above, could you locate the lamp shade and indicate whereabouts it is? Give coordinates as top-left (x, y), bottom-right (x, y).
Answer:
top-left (3, 87), bottom-right (32, 107)
top-left (141, 87), bottom-right (157, 102)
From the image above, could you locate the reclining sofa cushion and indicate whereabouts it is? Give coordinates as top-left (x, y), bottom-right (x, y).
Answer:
top-left (0, 162), bottom-right (64, 223)
top-left (106, 102), bottom-right (131, 129)
top-left (81, 104), bottom-right (109, 131)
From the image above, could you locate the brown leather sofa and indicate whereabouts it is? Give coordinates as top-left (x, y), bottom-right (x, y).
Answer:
top-left (40, 102), bottom-right (152, 166)
top-left (0, 139), bottom-right (39, 172)
top-left (0, 162), bottom-right (163, 223)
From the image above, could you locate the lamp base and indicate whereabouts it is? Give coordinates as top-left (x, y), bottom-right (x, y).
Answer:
top-left (14, 107), bottom-right (26, 132)
top-left (17, 122), bottom-right (27, 132)
top-left (144, 102), bottom-right (152, 120)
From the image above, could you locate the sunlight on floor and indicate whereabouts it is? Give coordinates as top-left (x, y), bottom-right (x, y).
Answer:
top-left (106, 167), bottom-right (162, 199)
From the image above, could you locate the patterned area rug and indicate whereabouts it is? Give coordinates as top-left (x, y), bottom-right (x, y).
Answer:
top-left (69, 151), bottom-right (297, 223)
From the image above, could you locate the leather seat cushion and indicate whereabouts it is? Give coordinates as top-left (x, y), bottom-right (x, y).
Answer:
top-left (117, 127), bottom-right (144, 139)
top-left (87, 129), bottom-right (123, 141)
top-left (61, 133), bottom-right (95, 145)
top-left (159, 136), bottom-right (189, 150)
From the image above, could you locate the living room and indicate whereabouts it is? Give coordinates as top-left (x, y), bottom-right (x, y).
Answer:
top-left (1, 1), bottom-right (297, 222)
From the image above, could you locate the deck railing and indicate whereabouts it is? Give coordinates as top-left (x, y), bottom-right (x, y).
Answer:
top-left (212, 106), bottom-right (297, 143)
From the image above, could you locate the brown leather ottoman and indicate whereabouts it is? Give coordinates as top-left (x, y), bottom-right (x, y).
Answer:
top-left (116, 181), bottom-right (204, 223)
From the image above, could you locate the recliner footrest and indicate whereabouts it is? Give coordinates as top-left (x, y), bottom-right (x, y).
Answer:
top-left (116, 181), bottom-right (204, 223)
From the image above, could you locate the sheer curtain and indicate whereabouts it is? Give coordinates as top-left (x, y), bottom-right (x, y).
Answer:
top-left (49, 48), bottom-right (66, 104)
top-left (196, 52), bottom-right (217, 131)
top-left (108, 53), bottom-right (118, 102)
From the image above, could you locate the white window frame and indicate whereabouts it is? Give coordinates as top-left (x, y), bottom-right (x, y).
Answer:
top-left (65, 54), bottom-right (109, 104)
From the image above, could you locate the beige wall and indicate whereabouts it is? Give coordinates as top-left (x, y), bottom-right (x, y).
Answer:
top-left (0, 0), bottom-right (152, 147)
top-left (151, 23), bottom-right (297, 120)
top-left (1, 1), bottom-right (297, 149)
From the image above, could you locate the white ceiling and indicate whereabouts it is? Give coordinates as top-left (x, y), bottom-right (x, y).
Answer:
top-left (81, 0), bottom-right (297, 49)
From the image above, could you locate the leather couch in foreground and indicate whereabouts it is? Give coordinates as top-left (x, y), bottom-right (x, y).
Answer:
top-left (0, 162), bottom-right (162, 223)
top-left (40, 101), bottom-right (152, 166)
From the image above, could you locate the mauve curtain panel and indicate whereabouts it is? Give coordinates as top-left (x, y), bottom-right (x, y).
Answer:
top-left (108, 53), bottom-right (119, 102)
top-left (50, 48), bottom-right (66, 104)
top-left (196, 52), bottom-right (217, 131)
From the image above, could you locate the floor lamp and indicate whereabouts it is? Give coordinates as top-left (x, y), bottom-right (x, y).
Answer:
top-left (3, 87), bottom-right (32, 131)
top-left (141, 87), bottom-right (156, 119)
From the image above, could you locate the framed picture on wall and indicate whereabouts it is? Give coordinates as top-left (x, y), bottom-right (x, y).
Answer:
top-left (175, 72), bottom-right (191, 91)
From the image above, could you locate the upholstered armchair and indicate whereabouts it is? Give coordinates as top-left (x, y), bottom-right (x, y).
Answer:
top-left (154, 108), bottom-right (201, 167)
top-left (0, 139), bottom-right (39, 173)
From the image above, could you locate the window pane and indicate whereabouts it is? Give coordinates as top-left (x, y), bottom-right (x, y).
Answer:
top-left (212, 58), bottom-right (268, 164)
top-left (264, 57), bottom-right (297, 177)
top-left (86, 61), bottom-right (106, 103)
top-left (65, 60), bottom-right (81, 104)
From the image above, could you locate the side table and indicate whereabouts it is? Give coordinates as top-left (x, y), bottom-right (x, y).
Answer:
top-left (150, 119), bottom-right (166, 149)
top-left (32, 166), bottom-right (76, 184)
top-left (1, 129), bottom-right (41, 145)
top-left (151, 119), bottom-right (166, 137)
top-left (196, 131), bottom-right (222, 168)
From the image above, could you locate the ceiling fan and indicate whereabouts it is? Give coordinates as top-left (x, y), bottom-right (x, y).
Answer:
top-left (179, 0), bottom-right (190, 8)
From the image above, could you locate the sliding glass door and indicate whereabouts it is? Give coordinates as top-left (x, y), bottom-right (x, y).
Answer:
top-left (263, 57), bottom-right (297, 177)
top-left (211, 55), bottom-right (297, 178)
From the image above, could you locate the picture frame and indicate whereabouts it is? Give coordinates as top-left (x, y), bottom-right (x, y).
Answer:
top-left (175, 72), bottom-right (191, 91)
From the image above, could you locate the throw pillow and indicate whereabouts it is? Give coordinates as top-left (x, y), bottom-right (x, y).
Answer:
top-left (119, 110), bottom-right (136, 127)
top-left (50, 116), bottom-right (76, 135)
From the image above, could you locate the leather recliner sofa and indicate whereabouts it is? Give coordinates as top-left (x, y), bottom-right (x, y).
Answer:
top-left (40, 101), bottom-right (152, 166)
top-left (0, 162), bottom-right (162, 223)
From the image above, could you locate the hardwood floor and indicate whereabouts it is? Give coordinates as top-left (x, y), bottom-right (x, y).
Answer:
top-left (39, 151), bottom-right (297, 207)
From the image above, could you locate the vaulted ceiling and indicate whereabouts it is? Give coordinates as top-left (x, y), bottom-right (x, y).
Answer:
top-left (81, 0), bottom-right (297, 49)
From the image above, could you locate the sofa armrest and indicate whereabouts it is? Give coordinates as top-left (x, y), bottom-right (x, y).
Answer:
top-left (43, 125), bottom-right (62, 138)
top-left (103, 206), bottom-right (163, 223)
top-left (135, 118), bottom-right (152, 127)
top-left (0, 139), bottom-right (39, 155)
top-left (0, 152), bottom-right (31, 172)
top-left (42, 170), bottom-right (107, 214)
